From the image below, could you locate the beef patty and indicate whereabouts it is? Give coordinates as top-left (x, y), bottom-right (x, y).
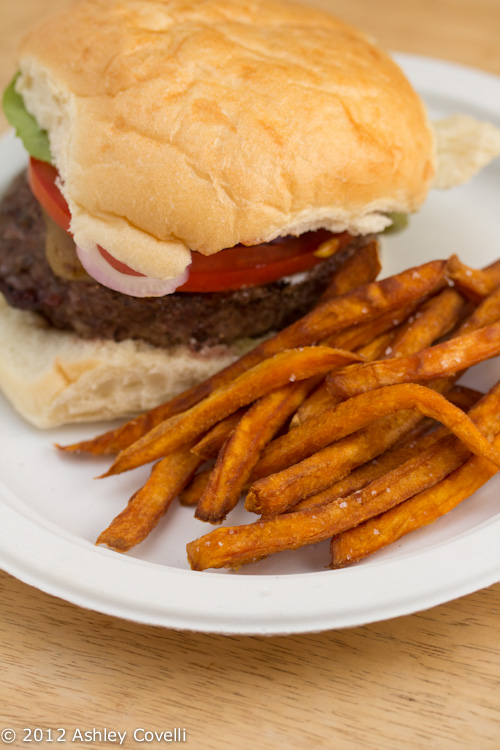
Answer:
top-left (0, 172), bottom-right (367, 350)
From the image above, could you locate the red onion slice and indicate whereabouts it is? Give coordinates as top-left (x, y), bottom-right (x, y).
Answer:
top-left (76, 244), bottom-right (191, 297)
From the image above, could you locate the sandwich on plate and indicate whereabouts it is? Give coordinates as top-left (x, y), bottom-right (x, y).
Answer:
top-left (1, 0), bottom-right (499, 427)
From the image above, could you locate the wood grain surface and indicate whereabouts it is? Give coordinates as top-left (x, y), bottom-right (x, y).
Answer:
top-left (1, 1), bottom-right (500, 748)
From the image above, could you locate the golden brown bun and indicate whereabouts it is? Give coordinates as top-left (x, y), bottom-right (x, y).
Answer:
top-left (16, 0), bottom-right (434, 279)
top-left (0, 294), bottom-right (242, 428)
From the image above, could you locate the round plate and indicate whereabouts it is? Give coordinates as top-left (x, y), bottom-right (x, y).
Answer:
top-left (1, 54), bottom-right (500, 634)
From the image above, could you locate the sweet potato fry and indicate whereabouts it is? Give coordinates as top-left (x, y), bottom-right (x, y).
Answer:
top-left (292, 286), bottom-right (464, 429)
top-left (484, 257), bottom-right (500, 284)
top-left (254, 384), bottom-right (451, 485)
top-left (289, 380), bottom-right (338, 428)
top-left (291, 327), bottom-right (403, 430)
top-left (322, 303), bottom-right (415, 352)
top-left (248, 382), bottom-right (447, 503)
top-left (328, 320), bottom-right (500, 399)
top-left (331, 430), bottom-right (500, 568)
top-left (456, 285), bottom-right (500, 335)
top-left (190, 380), bottom-right (500, 568)
top-left (187, 434), bottom-right (472, 570)
top-left (291, 328), bottom-right (402, 429)
top-left (387, 287), bottom-right (465, 355)
top-left (96, 447), bottom-right (202, 552)
top-left (179, 467), bottom-right (212, 506)
top-left (245, 383), bottom-right (500, 515)
top-left (446, 385), bottom-right (484, 411)
top-left (446, 254), bottom-right (499, 302)
top-left (241, 259), bottom-right (445, 360)
top-left (194, 326), bottom-right (410, 523)
top-left (292, 385), bottom-right (481, 512)
top-left (322, 377), bottom-right (499, 561)
top-left (355, 330), bottom-right (399, 362)
top-left (191, 410), bottom-right (246, 460)
top-left (104, 347), bottom-right (364, 477)
top-left (59, 255), bottom-right (441, 457)
top-left (188, 379), bottom-right (500, 569)
top-left (319, 240), bottom-right (381, 301)
top-left (252, 373), bottom-right (490, 515)
top-left (292, 422), bottom-right (441, 511)
top-left (195, 379), bottom-right (315, 524)
top-left (57, 371), bottom-right (236, 457)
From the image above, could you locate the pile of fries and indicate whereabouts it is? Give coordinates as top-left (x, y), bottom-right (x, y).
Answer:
top-left (59, 242), bottom-right (500, 571)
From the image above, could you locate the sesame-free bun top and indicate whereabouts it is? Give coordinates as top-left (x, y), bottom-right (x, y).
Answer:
top-left (16, 0), bottom-right (435, 279)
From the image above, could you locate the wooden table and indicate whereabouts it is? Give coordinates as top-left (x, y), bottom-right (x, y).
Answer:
top-left (1, 1), bottom-right (500, 747)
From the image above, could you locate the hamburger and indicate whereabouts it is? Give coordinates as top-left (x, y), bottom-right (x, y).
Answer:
top-left (0, 0), bottom-right (452, 427)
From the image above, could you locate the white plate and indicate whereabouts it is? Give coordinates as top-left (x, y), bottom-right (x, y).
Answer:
top-left (1, 54), bottom-right (500, 635)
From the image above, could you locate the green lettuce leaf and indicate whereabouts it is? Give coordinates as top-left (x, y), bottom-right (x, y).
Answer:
top-left (2, 72), bottom-right (53, 163)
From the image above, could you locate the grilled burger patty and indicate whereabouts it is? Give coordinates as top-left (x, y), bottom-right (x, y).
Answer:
top-left (0, 172), bottom-right (366, 350)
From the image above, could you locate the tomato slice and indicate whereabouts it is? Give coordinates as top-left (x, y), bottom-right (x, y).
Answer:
top-left (29, 158), bottom-right (71, 233)
top-left (180, 231), bottom-right (349, 292)
top-left (28, 157), bottom-right (350, 292)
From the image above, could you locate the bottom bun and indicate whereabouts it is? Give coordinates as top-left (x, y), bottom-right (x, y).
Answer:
top-left (0, 294), bottom-right (247, 429)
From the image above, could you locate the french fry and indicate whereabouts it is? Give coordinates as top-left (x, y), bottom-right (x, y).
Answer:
top-left (186, 387), bottom-right (468, 513)
top-left (321, 302), bottom-right (415, 351)
top-left (327, 320), bottom-right (500, 399)
top-left (355, 330), bottom-right (399, 362)
top-left (123, 290), bottom-right (456, 484)
top-left (191, 325), bottom-right (420, 513)
top-left (275, 258), bottom-right (443, 348)
top-left (328, 286), bottom-right (464, 411)
top-left (248, 382), bottom-right (448, 504)
top-left (456, 285), bottom-right (500, 335)
top-left (292, 422), bottom-right (441, 511)
top-left (191, 410), bottom-right (246, 460)
top-left (195, 300), bottom-right (394, 523)
top-left (330, 385), bottom-right (490, 568)
top-left (446, 385), bottom-right (484, 411)
top-left (292, 287), bottom-right (464, 428)
top-left (252, 291), bottom-right (475, 503)
top-left (331, 430), bottom-right (500, 568)
top-left (195, 379), bottom-right (315, 524)
top-left (104, 347), bottom-right (364, 477)
top-left (188, 379), bottom-right (500, 570)
top-left (290, 328), bottom-right (401, 429)
top-left (179, 467), bottom-right (212, 506)
top-left (484, 257), bottom-right (500, 285)
top-left (250, 376), bottom-right (489, 515)
top-left (319, 240), bottom-right (381, 300)
top-left (287, 386), bottom-right (482, 513)
top-left (187, 435), bottom-right (471, 570)
top-left (245, 383), bottom-right (500, 515)
top-left (57, 371), bottom-right (236, 457)
top-left (325, 383), bottom-right (500, 567)
top-left (280, 386), bottom-right (484, 510)
top-left (57, 248), bottom-right (500, 574)
top-left (59, 258), bottom-right (445, 456)
top-left (168, 247), bottom-right (383, 464)
top-left (289, 379), bottom-right (339, 428)
top-left (387, 287), bottom-right (465, 355)
top-left (446, 254), bottom-right (500, 302)
top-left (96, 447), bottom-right (202, 552)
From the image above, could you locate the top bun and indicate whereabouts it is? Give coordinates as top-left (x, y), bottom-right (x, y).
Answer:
top-left (16, 0), bottom-right (434, 279)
